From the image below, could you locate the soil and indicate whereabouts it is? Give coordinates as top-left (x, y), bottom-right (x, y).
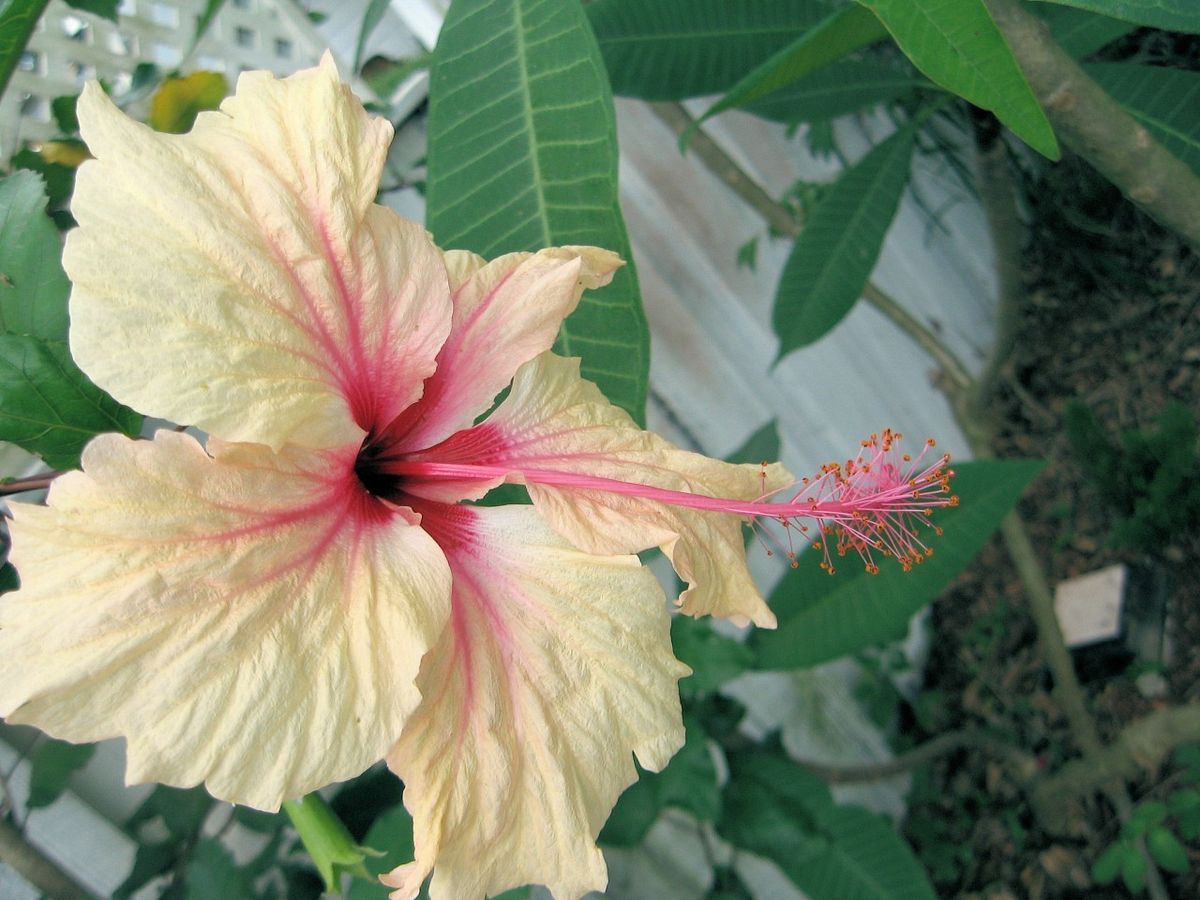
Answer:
top-left (899, 150), bottom-right (1200, 899)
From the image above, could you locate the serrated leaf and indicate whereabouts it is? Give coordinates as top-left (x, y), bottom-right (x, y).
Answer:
top-left (63, 0), bottom-right (117, 22)
top-left (0, 172), bottom-right (70, 341)
top-left (858, 0), bottom-right (1060, 159)
top-left (1087, 63), bottom-right (1200, 177)
top-left (149, 71), bottom-right (228, 134)
top-left (745, 59), bottom-right (931, 124)
top-left (1035, 4), bottom-right (1137, 58)
top-left (752, 460), bottom-right (1044, 670)
top-left (773, 125), bottom-right (916, 358)
top-left (0, 335), bottom-right (142, 470)
top-left (185, 839), bottom-right (248, 899)
top-left (0, 0), bottom-right (50, 98)
top-left (1034, 0), bottom-right (1200, 33)
top-left (426, 0), bottom-right (649, 424)
top-left (696, 3), bottom-right (891, 127)
top-left (26, 738), bottom-right (95, 810)
top-left (11, 149), bottom-right (77, 215)
top-left (721, 745), bottom-right (935, 900)
top-left (586, 0), bottom-right (832, 101)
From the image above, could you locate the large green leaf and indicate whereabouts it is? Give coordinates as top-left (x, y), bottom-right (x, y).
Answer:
top-left (745, 60), bottom-right (930, 124)
top-left (1087, 63), bottom-right (1200, 177)
top-left (1033, 0), bottom-right (1200, 33)
top-left (63, 0), bottom-right (117, 21)
top-left (346, 804), bottom-right (417, 900)
top-left (752, 459), bottom-right (1043, 670)
top-left (26, 738), bottom-right (95, 810)
top-left (697, 3), bottom-right (891, 126)
top-left (0, 172), bottom-right (69, 341)
top-left (721, 744), bottom-right (936, 900)
top-left (427, 0), bottom-right (649, 424)
top-left (0, 335), bottom-right (142, 470)
top-left (773, 125), bottom-right (916, 359)
top-left (0, 0), bottom-right (50, 97)
top-left (600, 715), bottom-right (719, 847)
top-left (586, 0), bottom-right (831, 101)
top-left (1035, 4), bottom-right (1137, 57)
top-left (671, 615), bottom-right (754, 699)
top-left (184, 839), bottom-right (248, 899)
top-left (858, 0), bottom-right (1060, 158)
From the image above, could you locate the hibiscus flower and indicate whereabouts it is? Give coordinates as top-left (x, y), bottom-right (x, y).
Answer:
top-left (0, 58), bottom-right (952, 898)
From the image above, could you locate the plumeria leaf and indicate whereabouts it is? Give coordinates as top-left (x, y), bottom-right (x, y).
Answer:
top-left (1087, 63), bottom-right (1200, 177)
top-left (0, 0), bottom-right (50, 98)
top-left (63, 0), bottom-right (118, 22)
top-left (1036, 4), bottom-right (1137, 58)
top-left (858, 0), bottom-right (1060, 159)
top-left (752, 460), bottom-right (1044, 670)
top-left (0, 335), bottom-right (142, 469)
top-left (1033, 0), bottom-right (1200, 33)
top-left (190, 0), bottom-right (227, 53)
top-left (773, 124), bottom-right (916, 359)
top-left (148, 71), bottom-right (228, 134)
top-left (694, 3), bottom-right (891, 129)
top-left (0, 172), bottom-right (70, 341)
top-left (720, 743), bottom-right (936, 899)
top-left (26, 738), bottom-right (95, 810)
top-left (726, 419), bottom-right (782, 467)
top-left (426, 0), bottom-right (650, 424)
top-left (354, 0), bottom-right (390, 72)
top-left (586, 0), bottom-right (831, 101)
top-left (744, 59), bottom-right (931, 125)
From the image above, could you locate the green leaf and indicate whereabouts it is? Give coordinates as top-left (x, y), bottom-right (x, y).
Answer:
top-left (1087, 63), bottom-right (1200, 177)
top-left (63, 0), bottom-right (117, 21)
top-left (354, 0), bottom-right (390, 72)
top-left (0, 562), bottom-right (17, 593)
top-left (114, 842), bottom-right (177, 899)
top-left (0, 335), bottom-right (142, 469)
top-left (51, 95), bottom-right (80, 134)
top-left (1146, 826), bottom-right (1190, 874)
top-left (10, 149), bottom-right (76, 214)
top-left (0, 171), bottom-right (70, 341)
top-left (1033, 0), bottom-right (1200, 33)
top-left (345, 804), bottom-right (418, 900)
top-left (858, 0), bottom-right (1060, 158)
top-left (727, 420), bottom-right (782, 466)
top-left (184, 839), bottom-right (247, 899)
top-left (586, 0), bottom-right (832, 101)
top-left (1035, 4), bottom-right (1137, 58)
top-left (752, 459), bottom-right (1044, 670)
top-left (773, 125), bottom-right (916, 358)
top-left (1091, 842), bottom-right (1127, 884)
top-left (696, 4), bottom-right (891, 127)
top-left (671, 615), bottom-right (754, 698)
top-left (1122, 847), bottom-right (1148, 893)
top-left (149, 71), bottom-right (228, 134)
top-left (26, 738), bottom-right (95, 809)
top-left (0, 0), bottom-right (50, 99)
top-left (720, 744), bottom-right (935, 900)
top-left (601, 716), bottom-right (719, 846)
top-left (426, 0), bottom-right (649, 424)
top-left (745, 59), bottom-right (931, 124)
top-left (190, 0), bottom-right (226, 54)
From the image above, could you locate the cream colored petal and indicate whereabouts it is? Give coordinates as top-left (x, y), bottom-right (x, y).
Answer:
top-left (0, 431), bottom-right (451, 810)
top-left (423, 353), bottom-right (790, 628)
top-left (386, 247), bottom-right (622, 452)
top-left (383, 504), bottom-right (686, 900)
top-left (65, 60), bottom-right (451, 451)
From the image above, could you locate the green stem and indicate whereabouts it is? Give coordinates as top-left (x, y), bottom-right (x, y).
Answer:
top-left (284, 794), bottom-right (373, 893)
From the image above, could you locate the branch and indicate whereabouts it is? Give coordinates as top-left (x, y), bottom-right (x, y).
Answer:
top-left (796, 728), bottom-right (1038, 784)
top-left (647, 102), bottom-right (973, 392)
top-left (0, 472), bottom-right (61, 496)
top-left (0, 818), bottom-right (98, 900)
top-left (983, 0), bottom-right (1200, 251)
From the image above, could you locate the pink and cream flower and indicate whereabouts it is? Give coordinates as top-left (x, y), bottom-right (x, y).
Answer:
top-left (0, 59), bottom-right (953, 899)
